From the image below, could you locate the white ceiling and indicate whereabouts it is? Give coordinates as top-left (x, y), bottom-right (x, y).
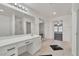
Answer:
top-left (23, 3), bottom-right (72, 19)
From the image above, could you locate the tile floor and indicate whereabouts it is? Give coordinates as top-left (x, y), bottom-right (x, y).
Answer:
top-left (34, 39), bottom-right (72, 56)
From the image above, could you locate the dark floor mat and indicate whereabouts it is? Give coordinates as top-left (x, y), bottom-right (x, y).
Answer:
top-left (40, 54), bottom-right (52, 56)
top-left (50, 45), bottom-right (63, 51)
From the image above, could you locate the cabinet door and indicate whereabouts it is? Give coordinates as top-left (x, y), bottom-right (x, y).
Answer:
top-left (33, 37), bottom-right (41, 51)
top-left (0, 47), bottom-right (6, 56)
top-left (27, 37), bottom-right (41, 55)
top-left (17, 39), bottom-right (33, 55)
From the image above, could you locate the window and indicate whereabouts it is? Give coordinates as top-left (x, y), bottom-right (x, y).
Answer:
top-left (54, 21), bottom-right (63, 32)
top-left (54, 26), bottom-right (58, 32)
top-left (59, 26), bottom-right (63, 32)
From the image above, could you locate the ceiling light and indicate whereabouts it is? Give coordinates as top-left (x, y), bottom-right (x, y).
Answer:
top-left (53, 11), bottom-right (56, 15)
top-left (22, 6), bottom-right (25, 9)
top-left (0, 9), bottom-right (4, 12)
top-left (14, 3), bottom-right (17, 5)
top-left (18, 5), bottom-right (22, 7)
top-left (24, 8), bottom-right (27, 11)
top-left (9, 3), bottom-right (27, 12)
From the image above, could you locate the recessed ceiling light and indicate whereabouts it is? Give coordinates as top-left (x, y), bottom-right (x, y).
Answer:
top-left (0, 9), bottom-right (4, 12)
top-left (53, 11), bottom-right (56, 15)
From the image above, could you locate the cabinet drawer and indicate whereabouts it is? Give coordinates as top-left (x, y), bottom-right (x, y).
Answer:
top-left (5, 51), bottom-right (17, 56)
top-left (17, 40), bottom-right (32, 48)
top-left (0, 44), bottom-right (17, 56)
top-left (0, 48), bottom-right (6, 56)
top-left (17, 41), bottom-right (26, 48)
top-left (27, 37), bottom-right (41, 55)
top-left (25, 40), bottom-right (32, 45)
top-left (10, 53), bottom-right (16, 56)
top-left (3, 44), bottom-right (17, 52)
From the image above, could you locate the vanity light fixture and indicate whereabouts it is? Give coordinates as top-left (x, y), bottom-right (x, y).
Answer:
top-left (9, 3), bottom-right (27, 12)
top-left (24, 8), bottom-right (27, 11)
top-left (18, 4), bottom-right (22, 8)
top-left (0, 9), bottom-right (4, 12)
top-left (14, 3), bottom-right (17, 5)
top-left (53, 11), bottom-right (56, 15)
top-left (22, 6), bottom-right (25, 9)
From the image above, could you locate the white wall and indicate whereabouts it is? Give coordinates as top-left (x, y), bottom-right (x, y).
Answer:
top-left (44, 19), bottom-right (54, 39)
top-left (71, 4), bottom-right (79, 56)
top-left (0, 14), bottom-right (12, 36)
top-left (44, 15), bottom-right (72, 42)
top-left (72, 9), bottom-right (77, 56)
top-left (53, 15), bottom-right (72, 42)
top-left (71, 4), bottom-right (78, 56)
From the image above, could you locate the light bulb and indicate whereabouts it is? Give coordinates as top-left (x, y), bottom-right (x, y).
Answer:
top-left (18, 5), bottom-right (22, 7)
top-left (14, 3), bottom-right (17, 5)
top-left (22, 7), bottom-right (25, 9)
top-left (0, 9), bottom-right (4, 12)
top-left (53, 11), bottom-right (56, 15)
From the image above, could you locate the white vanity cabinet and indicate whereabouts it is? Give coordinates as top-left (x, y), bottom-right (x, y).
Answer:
top-left (27, 37), bottom-right (41, 55)
top-left (0, 35), bottom-right (41, 56)
top-left (0, 43), bottom-right (17, 56)
top-left (17, 39), bottom-right (33, 55)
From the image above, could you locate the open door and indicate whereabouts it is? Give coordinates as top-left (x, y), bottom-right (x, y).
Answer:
top-left (54, 20), bottom-right (63, 41)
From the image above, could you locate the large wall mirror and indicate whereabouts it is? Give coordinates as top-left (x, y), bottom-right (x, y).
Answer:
top-left (26, 22), bottom-right (31, 34)
top-left (15, 16), bottom-right (24, 35)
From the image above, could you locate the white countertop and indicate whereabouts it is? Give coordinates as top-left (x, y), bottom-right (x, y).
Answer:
top-left (0, 35), bottom-right (40, 47)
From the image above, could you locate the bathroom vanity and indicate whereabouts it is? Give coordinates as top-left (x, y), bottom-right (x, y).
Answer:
top-left (0, 4), bottom-right (42, 56)
top-left (0, 35), bottom-right (41, 56)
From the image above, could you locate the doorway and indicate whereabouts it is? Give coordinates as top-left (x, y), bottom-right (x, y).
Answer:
top-left (54, 20), bottom-right (63, 41)
top-left (39, 23), bottom-right (44, 40)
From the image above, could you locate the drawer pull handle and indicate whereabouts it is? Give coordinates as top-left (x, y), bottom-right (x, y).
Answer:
top-left (10, 53), bottom-right (15, 56)
top-left (7, 47), bottom-right (15, 51)
top-left (26, 43), bottom-right (32, 46)
top-left (25, 42), bottom-right (29, 43)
